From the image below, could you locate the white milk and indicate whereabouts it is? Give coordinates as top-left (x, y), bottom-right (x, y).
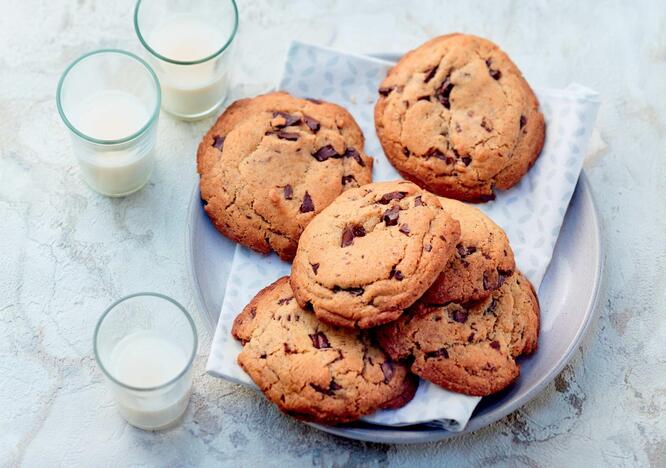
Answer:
top-left (110, 331), bottom-right (190, 430)
top-left (73, 90), bottom-right (149, 141)
top-left (71, 90), bottom-right (155, 196)
top-left (148, 14), bottom-right (232, 118)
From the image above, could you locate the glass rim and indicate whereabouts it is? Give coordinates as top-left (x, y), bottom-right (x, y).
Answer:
top-left (56, 48), bottom-right (161, 146)
top-left (93, 292), bottom-right (198, 392)
top-left (134, 0), bottom-right (239, 66)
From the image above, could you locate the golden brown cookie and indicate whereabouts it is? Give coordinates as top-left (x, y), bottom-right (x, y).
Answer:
top-left (374, 34), bottom-right (545, 202)
top-left (232, 277), bottom-right (417, 424)
top-left (423, 197), bottom-right (515, 304)
top-left (376, 271), bottom-right (539, 396)
top-left (198, 92), bottom-right (373, 261)
top-left (290, 180), bottom-right (461, 329)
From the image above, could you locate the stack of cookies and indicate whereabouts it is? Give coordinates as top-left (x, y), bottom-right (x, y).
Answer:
top-left (197, 34), bottom-right (543, 425)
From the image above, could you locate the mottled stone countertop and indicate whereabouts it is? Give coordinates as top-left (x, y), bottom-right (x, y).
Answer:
top-left (1, 0), bottom-right (665, 466)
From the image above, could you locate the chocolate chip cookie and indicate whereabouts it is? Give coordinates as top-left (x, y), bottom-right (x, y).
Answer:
top-left (290, 180), bottom-right (461, 329)
top-left (423, 197), bottom-right (515, 304)
top-left (374, 34), bottom-right (545, 202)
top-left (377, 271), bottom-right (539, 396)
top-left (198, 92), bottom-right (373, 261)
top-left (232, 277), bottom-right (417, 424)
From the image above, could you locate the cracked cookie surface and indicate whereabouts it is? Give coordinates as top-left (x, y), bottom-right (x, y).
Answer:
top-left (198, 92), bottom-right (373, 261)
top-left (374, 34), bottom-right (545, 202)
top-left (290, 180), bottom-right (461, 329)
top-left (232, 277), bottom-right (417, 424)
top-left (377, 271), bottom-right (539, 396)
top-left (423, 197), bottom-right (515, 304)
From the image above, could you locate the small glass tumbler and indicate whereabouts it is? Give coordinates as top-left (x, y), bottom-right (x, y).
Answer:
top-left (134, 0), bottom-right (239, 120)
top-left (94, 293), bottom-right (198, 431)
top-left (56, 50), bottom-right (161, 197)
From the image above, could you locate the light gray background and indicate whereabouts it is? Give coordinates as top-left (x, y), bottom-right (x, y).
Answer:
top-left (1, 0), bottom-right (664, 466)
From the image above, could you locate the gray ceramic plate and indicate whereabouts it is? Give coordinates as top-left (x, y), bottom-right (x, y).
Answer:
top-left (185, 171), bottom-right (603, 444)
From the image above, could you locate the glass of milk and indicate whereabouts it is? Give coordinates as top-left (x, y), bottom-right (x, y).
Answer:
top-left (94, 293), bottom-right (198, 430)
top-left (134, 0), bottom-right (239, 120)
top-left (56, 49), bottom-right (160, 197)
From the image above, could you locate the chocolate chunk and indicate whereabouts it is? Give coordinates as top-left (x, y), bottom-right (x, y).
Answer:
top-left (341, 174), bottom-right (356, 185)
top-left (424, 147), bottom-right (454, 164)
top-left (498, 270), bottom-right (511, 287)
top-left (303, 115), bottom-right (320, 132)
top-left (353, 225), bottom-right (366, 238)
top-left (283, 343), bottom-right (295, 354)
top-left (283, 184), bottom-right (293, 200)
top-left (417, 95), bottom-right (430, 101)
top-left (311, 263), bottom-right (319, 274)
top-left (425, 348), bottom-right (449, 359)
top-left (312, 144), bottom-right (338, 161)
top-left (378, 86), bottom-right (394, 96)
top-left (309, 331), bottom-right (331, 349)
top-left (456, 244), bottom-right (477, 258)
top-left (490, 341), bottom-right (500, 350)
top-left (450, 308), bottom-right (469, 323)
top-left (277, 297), bottom-right (292, 305)
top-left (483, 269), bottom-right (510, 290)
top-left (344, 147), bottom-right (365, 166)
top-left (382, 205), bottom-right (400, 226)
top-left (394, 270), bottom-right (404, 281)
top-left (306, 97), bottom-right (323, 104)
top-left (277, 130), bottom-right (299, 141)
top-left (481, 117), bottom-right (493, 132)
top-left (478, 192), bottom-right (496, 202)
top-left (341, 225), bottom-right (355, 247)
top-left (486, 59), bottom-right (501, 80)
top-left (299, 192), bottom-right (315, 213)
top-left (249, 307), bottom-right (257, 318)
top-left (201, 198), bottom-right (208, 206)
top-left (402, 147), bottom-right (410, 157)
top-left (483, 271), bottom-right (493, 290)
top-left (333, 286), bottom-right (364, 296)
top-left (462, 156), bottom-right (472, 166)
top-left (414, 196), bottom-right (423, 207)
top-left (260, 353), bottom-right (267, 359)
top-left (467, 332), bottom-right (475, 343)
top-left (309, 383), bottom-right (333, 395)
top-left (425, 244), bottom-right (432, 252)
top-left (378, 191), bottom-right (407, 204)
top-left (423, 65), bottom-right (438, 83)
top-left (436, 76), bottom-right (454, 109)
top-left (341, 224), bottom-right (366, 247)
top-left (380, 361), bottom-right (395, 383)
top-left (212, 135), bottom-right (225, 150)
top-left (310, 380), bottom-right (340, 396)
top-left (399, 224), bottom-right (410, 235)
top-left (520, 115), bottom-right (527, 129)
top-left (348, 287), bottom-right (364, 296)
top-left (486, 298), bottom-right (498, 315)
top-left (272, 111), bottom-right (301, 127)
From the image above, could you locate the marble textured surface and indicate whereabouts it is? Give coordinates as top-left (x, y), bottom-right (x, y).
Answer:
top-left (1, 0), bottom-right (664, 466)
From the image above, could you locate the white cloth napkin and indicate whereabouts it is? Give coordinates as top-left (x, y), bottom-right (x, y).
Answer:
top-left (207, 41), bottom-right (600, 431)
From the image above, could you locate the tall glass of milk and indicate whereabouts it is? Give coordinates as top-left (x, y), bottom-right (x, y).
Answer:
top-left (134, 0), bottom-right (239, 120)
top-left (56, 50), bottom-right (160, 197)
top-left (94, 293), bottom-right (198, 430)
